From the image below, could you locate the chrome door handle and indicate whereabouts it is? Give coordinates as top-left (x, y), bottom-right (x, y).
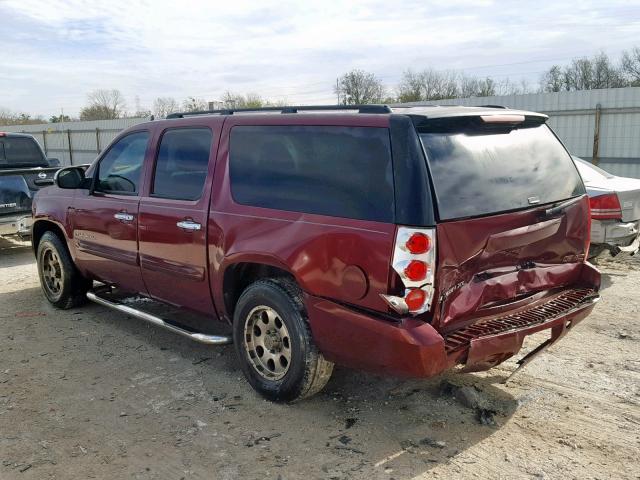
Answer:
top-left (114, 212), bottom-right (134, 222)
top-left (177, 220), bottom-right (202, 231)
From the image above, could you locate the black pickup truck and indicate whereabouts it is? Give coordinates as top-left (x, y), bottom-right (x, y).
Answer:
top-left (0, 132), bottom-right (60, 239)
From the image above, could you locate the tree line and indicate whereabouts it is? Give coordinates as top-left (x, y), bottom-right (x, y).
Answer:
top-left (2, 46), bottom-right (640, 125)
top-left (337, 47), bottom-right (640, 104)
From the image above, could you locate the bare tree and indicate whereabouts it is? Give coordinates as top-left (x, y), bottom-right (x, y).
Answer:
top-left (153, 97), bottom-right (180, 117)
top-left (0, 108), bottom-right (45, 126)
top-left (182, 97), bottom-right (208, 112)
top-left (540, 65), bottom-right (564, 92)
top-left (541, 52), bottom-right (628, 92)
top-left (49, 114), bottom-right (71, 123)
top-left (398, 70), bottom-right (503, 101)
top-left (621, 47), bottom-right (640, 85)
top-left (335, 69), bottom-right (385, 104)
top-left (397, 70), bottom-right (424, 102)
top-left (220, 91), bottom-right (283, 109)
top-left (494, 78), bottom-right (533, 96)
top-left (244, 93), bottom-right (265, 108)
top-left (80, 89), bottom-right (127, 120)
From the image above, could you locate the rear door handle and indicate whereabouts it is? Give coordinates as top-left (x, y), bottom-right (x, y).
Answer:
top-left (177, 220), bottom-right (202, 231)
top-left (114, 212), bottom-right (134, 222)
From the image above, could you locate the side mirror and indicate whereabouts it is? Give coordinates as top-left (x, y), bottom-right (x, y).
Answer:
top-left (47, 157), bottom-right (61, 167)
top-left (55, 166), bottom-right (87, 189)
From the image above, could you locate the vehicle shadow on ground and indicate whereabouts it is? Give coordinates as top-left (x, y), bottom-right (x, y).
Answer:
top-left (2, 285), bottom-right (518, 479)
top-left (0, 237), bottom-right (34, 268)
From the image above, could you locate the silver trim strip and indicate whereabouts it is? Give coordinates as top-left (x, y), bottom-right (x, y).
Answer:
top-left (86, 291), bottom-right (232, 345)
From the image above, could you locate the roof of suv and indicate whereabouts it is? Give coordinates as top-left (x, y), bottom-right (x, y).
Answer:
top-left (163, 104), bottom-right (547, 121)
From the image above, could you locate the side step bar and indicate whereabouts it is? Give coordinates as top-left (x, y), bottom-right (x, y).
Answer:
top-left (86, 291), bottom-right (232, 345)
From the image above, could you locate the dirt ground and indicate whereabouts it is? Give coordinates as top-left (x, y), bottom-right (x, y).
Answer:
top-left (1, 237), bottom-right (639, 480)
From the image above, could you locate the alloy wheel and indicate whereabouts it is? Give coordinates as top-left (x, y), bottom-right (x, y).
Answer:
top-left (243, 305), bottom-right (292, 380)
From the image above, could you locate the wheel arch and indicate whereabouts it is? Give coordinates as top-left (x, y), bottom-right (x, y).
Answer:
top-left (221, 258), bottom-right (298, 321)
top-left (32, 220), bottom-right (69, 256)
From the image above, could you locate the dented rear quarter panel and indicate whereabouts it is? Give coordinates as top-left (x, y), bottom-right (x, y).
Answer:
top-left (208, 114), bottom-right (397, 319)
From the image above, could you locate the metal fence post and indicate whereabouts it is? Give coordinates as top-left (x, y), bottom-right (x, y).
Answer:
top-left (42, 130), bottom-right (48, 155)
top-left (67, 129), bottom-right (73, 165)
top-left (592, 103), bottom-right (601, 166)
top-left (96, 127), bottom-right (101, 153)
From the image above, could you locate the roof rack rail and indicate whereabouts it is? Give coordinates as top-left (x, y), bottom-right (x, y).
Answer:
top-left (166, 104), bottom-right (392, 119)
top-left (479, 104), bottom-right (507, 109)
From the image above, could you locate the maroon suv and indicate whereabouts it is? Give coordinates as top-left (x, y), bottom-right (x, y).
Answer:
top-left (32, 105), bottom-right (600, 401)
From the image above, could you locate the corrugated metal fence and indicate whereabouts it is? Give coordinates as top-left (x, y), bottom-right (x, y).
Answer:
top-left (4, 87), bottom-right (640, 177)
top-left (2, 117), bottom-right (149, 166)
top-left (398, 87), bottom-right (640, 179)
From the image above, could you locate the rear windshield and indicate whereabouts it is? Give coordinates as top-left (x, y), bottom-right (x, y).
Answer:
top-left (418, 123), bottom-right (585, 220)
top-left (0, 137), bottom-right (46, 167)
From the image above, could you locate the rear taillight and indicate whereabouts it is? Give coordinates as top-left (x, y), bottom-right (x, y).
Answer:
top-left (589, 193), bottom-right (622, 220)
top-left (381, 227), bottom-right (436, 315)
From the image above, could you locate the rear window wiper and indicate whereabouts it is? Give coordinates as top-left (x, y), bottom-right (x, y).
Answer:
top-left (542, 196), bottom-right (583, 217)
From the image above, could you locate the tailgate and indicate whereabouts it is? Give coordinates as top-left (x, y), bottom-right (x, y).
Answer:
top-left (0, 175), bottom-right (32, 216)
top-left (432, 196), bottom-right (594, 332)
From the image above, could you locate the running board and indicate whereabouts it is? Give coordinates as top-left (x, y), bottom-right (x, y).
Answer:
top-left (86, 291), bottom-right (232, 345)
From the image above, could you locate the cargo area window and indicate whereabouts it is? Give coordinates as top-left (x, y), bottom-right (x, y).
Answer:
top-left (96, 131), bottom-right (148, 195)
top-left (152, 128), bottom-right (212, 201)
top-left (229, 125), bottom-right (394, 222)
top-left (417, 122), bottom-right (585, 220)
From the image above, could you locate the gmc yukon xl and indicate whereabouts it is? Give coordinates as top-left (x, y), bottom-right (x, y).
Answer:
top-left (31, 105), bottom-right (601, 401)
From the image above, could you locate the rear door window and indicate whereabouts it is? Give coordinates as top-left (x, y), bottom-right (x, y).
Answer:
top-left (229, 126), bottom-right (394, 222)
top-left (152, 128), bottom-right (212, 201)
top-left (417, 123), bottom-right (585, 220)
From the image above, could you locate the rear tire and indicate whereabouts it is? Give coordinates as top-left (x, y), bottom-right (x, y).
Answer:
top-left (36, 231), bottom-right (91, 309)
top-left (232, 278), bottom-right (334, 402)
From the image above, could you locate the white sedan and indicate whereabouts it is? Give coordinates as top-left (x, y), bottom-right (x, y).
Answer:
top-left (573, 157), bottom-right (640, 258)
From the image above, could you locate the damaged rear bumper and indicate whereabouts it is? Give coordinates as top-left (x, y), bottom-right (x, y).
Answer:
top-left (305, 267), bottom-right (600, 378)
top-left (444, 288), bottom-right (599, 372)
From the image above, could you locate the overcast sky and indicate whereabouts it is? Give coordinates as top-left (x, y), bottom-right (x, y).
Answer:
top-left (1, 0), bottom-right (638, 118)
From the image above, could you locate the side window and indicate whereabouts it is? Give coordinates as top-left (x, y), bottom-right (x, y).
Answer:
top-left (96, 131), bottom-right (149, 194)
top-left (229, 126), bottom-right (394, 222)
top-left (152, 128), bottom-right (212, 200)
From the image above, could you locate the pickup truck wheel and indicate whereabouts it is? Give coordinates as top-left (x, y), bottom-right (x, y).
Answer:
top-left (37, 231), bottom-right (91, 309)
top-left (233, 278), bottom-right (334, 402)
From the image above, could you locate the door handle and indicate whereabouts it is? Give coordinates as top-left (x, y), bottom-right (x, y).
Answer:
top-left (114, 212), bottom-right (134, 222)
top-left (177, 220), bottom-right (202, 231)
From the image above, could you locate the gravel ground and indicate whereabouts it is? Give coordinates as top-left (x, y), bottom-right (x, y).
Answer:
top-left (1, 237), bottom-right (639, 480)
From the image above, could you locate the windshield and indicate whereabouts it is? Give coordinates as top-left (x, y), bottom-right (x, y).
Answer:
top-left (573, 157), bottom-right (614, 182)
top-left (418, 123), bottom-right (585, 220)
top-left (0, 137), bottom-right (47, 168)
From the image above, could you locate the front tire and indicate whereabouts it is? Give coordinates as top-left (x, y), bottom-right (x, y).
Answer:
top-left (36, 231), bottom-right (91, 309)
top-left (233, 278), bottom-right (334, 402)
